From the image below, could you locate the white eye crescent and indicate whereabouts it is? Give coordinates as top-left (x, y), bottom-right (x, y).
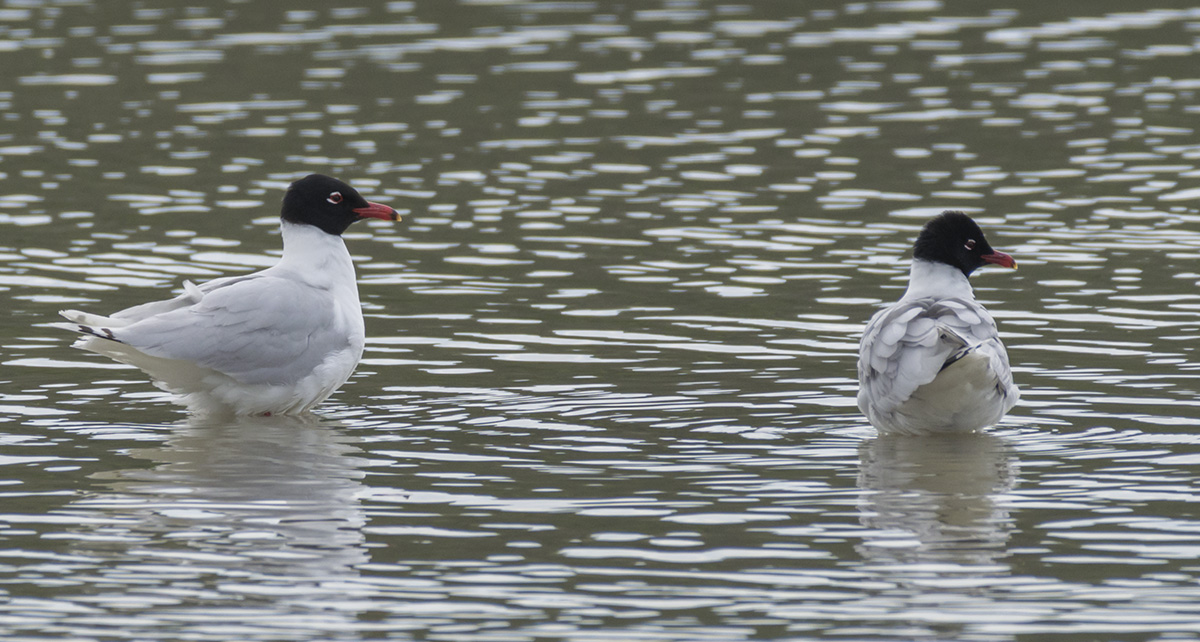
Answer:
top-left (327, 191), bottom-right (343, 205)
top-left (964, 238), bottom-right (976, 250)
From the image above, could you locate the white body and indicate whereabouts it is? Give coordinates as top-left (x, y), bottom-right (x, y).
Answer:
top-left (59, 222), bottom-right (366, 416)
top-left (857, 259), bottom-right (1018, 435)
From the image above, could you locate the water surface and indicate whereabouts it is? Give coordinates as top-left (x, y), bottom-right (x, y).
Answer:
top-left (4, 1), bottom-right (1200, 640)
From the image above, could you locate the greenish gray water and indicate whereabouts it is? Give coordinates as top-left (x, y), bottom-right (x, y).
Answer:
top-left (3, 1), bottom-right (1200, 640)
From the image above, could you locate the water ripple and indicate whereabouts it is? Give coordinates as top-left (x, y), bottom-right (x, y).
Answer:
top-left (2, 0), bottom-right (1200, 639)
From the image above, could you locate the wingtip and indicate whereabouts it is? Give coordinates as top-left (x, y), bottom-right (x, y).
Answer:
top-left (51, 318), bottom-right (124, 343)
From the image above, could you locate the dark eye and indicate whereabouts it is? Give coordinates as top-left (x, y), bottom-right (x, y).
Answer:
top-left (964, 239), bottom-right (976, 250)
top-left (327, 191), bottom-right (343, 205)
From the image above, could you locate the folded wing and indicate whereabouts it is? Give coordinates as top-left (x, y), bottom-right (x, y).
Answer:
top-left (63, 274), bottom-right (351, 387)
top-left (859, 297), bottom-right (1012, 416)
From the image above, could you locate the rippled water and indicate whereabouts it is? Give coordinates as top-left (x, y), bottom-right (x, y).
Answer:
top-left (4, 1), bottom-right (1200, 640)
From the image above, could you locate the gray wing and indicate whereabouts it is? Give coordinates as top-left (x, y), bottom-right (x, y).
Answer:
top-left (115, 275), bottom-right (352, 386)
top-left (858, 297), bottom-right (1008, 415)
top-left (108, 274), bottom-right (256, 323)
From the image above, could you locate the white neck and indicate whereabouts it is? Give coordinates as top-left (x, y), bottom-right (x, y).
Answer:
top-left (275, 221), bottom-right (357, 289)
top-left (901, 258), bottom-right (974, 301)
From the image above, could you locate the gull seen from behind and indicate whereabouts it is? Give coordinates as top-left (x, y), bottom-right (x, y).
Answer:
top-left (857, 211), bottom-right (1019, 435)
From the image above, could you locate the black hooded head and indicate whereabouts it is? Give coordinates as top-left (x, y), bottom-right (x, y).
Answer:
top-left (912, 210), bottom-right (1016, 277)
top-left (280, 174), bottom-right (398, 236)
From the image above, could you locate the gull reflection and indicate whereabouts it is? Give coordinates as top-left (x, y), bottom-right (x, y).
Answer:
top-left (72, 415), bottom-right (370, 589)
top-left (857, 432), bottom-right (1016, 567)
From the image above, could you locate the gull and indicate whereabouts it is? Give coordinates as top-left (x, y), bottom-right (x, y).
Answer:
top-left (57, 174), bottom-right (401, 416)
top-left (857, 211), bottom-right (1019, 435)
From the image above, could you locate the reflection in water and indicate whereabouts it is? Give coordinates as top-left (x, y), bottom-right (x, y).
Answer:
top-left (857, 433), bottom-right (1015, 567)
top-left (854, 434), bottom-right (1017, 639)
top-left (66, 415), bottom-right (369, 599)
